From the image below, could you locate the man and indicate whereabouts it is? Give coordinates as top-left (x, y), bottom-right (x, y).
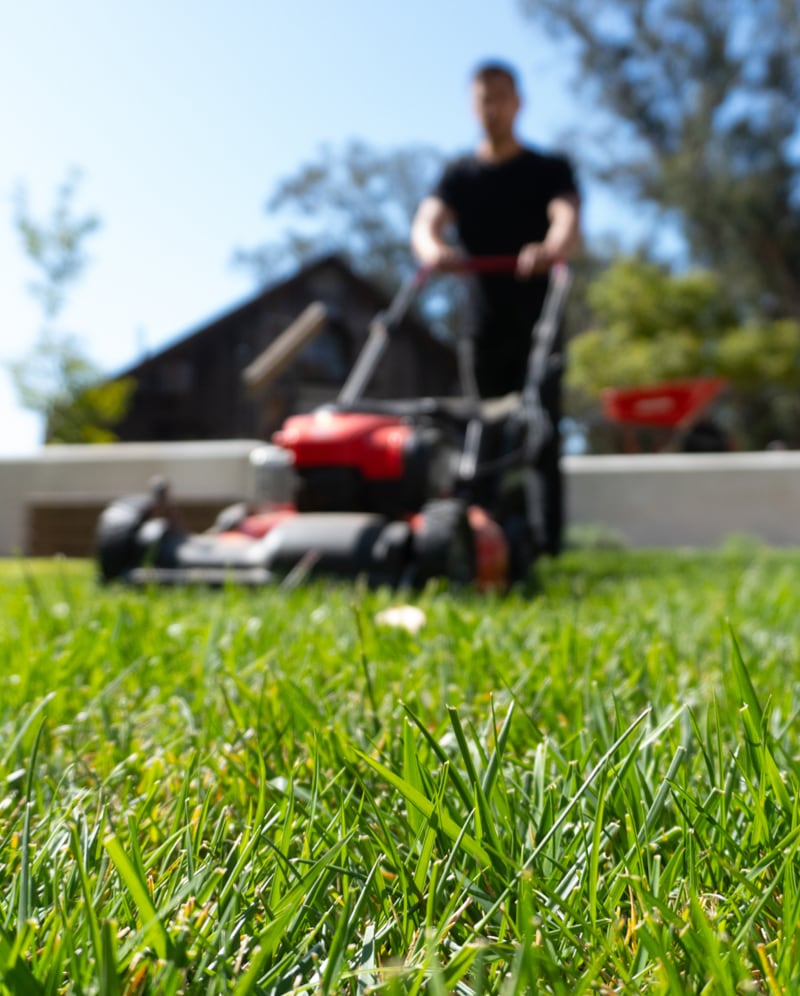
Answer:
top-left (411, 60), bottom-right (581, 556)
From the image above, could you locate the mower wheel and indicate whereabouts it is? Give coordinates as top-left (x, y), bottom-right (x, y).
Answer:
top-left (502, 514), bottom-right (537, 583)
top-left (95, 495), bottom-right (185, 582)
top-left (370, 520), bottom-right (413, 587)
top-left (411, 499), bottom-right (476, 586)
top-left (95, 494), bottom-right (154, 581)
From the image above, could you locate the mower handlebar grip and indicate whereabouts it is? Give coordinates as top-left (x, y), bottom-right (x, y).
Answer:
top-left (416, 256), bottom-right (569, 282)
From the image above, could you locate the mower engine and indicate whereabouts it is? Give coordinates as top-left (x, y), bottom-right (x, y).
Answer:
top-left (272, 409), bottom-right (456, 517)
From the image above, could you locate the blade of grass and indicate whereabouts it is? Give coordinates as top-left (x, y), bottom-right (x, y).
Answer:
top-left (68, 822), bottom-right (104, 979)
top-left (18, 718), bottom-right (47, 930)
top-left (0, 925), bottom-right (44, 995)
top-left (103, 834), bottom-right (173, 963)
top-left (468, 707), bottom-right (652, 940)
top-left (728, 625), bottom-right (791, 811)
top-left (446, 706), bottom-right (507, 867)
top-left (99, 919), bottom-right (121, 996)
top-left (351, 748), bottom-right (491, 867)
top-left (1, 695), bottom-right (55, 770)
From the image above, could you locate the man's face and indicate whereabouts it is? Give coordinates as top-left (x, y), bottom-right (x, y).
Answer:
top-left (471, 74), bottom-right (520, 142)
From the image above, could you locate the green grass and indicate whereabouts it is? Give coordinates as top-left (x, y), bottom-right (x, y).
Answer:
top-left (1, 547), bottom-right (800, 993)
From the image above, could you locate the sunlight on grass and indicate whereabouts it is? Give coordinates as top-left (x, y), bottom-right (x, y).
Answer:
top-left (1, 549), bottom-right (800, 992)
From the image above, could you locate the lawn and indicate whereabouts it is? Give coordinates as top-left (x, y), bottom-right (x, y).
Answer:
top-left (1, 546), bottom-right (799, 993)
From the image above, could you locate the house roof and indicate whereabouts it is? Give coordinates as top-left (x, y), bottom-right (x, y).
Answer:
top-left (116, 253), bottom-right (454, 378)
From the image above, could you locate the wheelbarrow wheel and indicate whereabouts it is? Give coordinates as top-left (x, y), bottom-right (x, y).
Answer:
top-left (411, 499), bottom-right (476, 586)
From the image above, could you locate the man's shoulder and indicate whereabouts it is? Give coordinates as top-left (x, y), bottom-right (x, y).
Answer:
top-left (518, 146), bottom-right (574, 170)
top-left (441, 146), bottom-right (570, 167)
top-left (517, 146), bottom-right (579, 194)
top-left (441, 153), bottom-right (481, 178)
top-left (433, 154), bottom-right (481, 204)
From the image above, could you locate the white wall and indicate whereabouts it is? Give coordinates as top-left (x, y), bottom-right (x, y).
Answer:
top-left (2, 443), bottom-right (800, 555)
top-left (564, 451), bottom-right (800, 547)
top-left (0, 440), bottom-right (262, 555)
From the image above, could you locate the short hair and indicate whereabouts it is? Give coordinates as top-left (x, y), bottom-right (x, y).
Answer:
top-left (471, 60), bottom-right (519, 91)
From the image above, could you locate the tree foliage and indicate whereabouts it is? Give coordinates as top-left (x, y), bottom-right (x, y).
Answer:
top-left (519, 0), bottom-right (800, 318)
top-left (10, 332), bottom-right (134, 444)
top-left (10, 170), bottom-right (133, 444)
top-left (568, 256), bottom-right (800, 449)
top-left (235, 139), bottom-right (445, 292)
top-left (15, 169), bottom-right (102, 319)
top-left (236, 140), bottom-right (471, 339)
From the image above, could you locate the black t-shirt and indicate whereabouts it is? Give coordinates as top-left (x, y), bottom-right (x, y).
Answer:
top-left (434, 147), bottom-right (578, 343)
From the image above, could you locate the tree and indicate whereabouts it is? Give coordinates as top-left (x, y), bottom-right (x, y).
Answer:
top-left (567, 256), bottom-right (800, 450)
top-left (236, 139), bottom-right (444, 290)
top-left (10, 170), bottom-right (134, 443)
top-left (518, 0), bottom-right (800, 318)
top-left (10, 330), bottom-right (134, 444)
top-left (234, 140), bottom-right (466, 336)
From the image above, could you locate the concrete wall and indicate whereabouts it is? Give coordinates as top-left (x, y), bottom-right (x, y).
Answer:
top-left (564, 451), bottom-right (800, 547)
top-left (2, 442), bottom-right (800, 555)
top-left (0, 440), bottom-right (263, 556)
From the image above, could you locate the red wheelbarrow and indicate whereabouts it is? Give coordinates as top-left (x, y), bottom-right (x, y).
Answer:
top-left (600, 376), bottom-right (729, 452)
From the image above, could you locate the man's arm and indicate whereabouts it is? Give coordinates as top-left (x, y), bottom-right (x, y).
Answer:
top-left (410, 196), bottom-right (465, 270)
top-left (517, 193), bottom-right (581, 278)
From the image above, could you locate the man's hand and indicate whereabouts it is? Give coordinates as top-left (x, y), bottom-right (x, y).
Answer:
top-left (516, 242), bottom-right (555, 278)
top-left (517, 194), bottom-right (582, 278)
top-left (421, 243), bottom-right (467, 272)
top-left (411, 196), bottom-right (465, 271)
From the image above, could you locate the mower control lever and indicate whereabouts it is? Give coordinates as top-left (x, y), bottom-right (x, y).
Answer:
top-left (338, 258), bottom-right (570, 407)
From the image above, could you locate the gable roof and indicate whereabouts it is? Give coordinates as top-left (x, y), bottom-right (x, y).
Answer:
top-left (116, 253), bottom-right (453, 378)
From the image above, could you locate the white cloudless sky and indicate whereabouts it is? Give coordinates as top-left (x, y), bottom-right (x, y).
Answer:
top-left (0, 0), bottom-right (654, 455)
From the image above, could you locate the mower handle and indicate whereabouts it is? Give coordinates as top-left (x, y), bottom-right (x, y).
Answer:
top-left (379, 254), bottom-right (561, 337)
top-left (448, 255), bottom-right (519, 274)
top-left (337, 257), bottom-right (570, 406)
top-left (416, 254), bottom-right (568, 283)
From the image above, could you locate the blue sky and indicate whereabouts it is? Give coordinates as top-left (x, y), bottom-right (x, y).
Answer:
top-left (0, 1), bottom-right (652, 455)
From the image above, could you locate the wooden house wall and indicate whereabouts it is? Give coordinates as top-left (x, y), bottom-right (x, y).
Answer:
top-left (113, 259), bottom-right (457, 445)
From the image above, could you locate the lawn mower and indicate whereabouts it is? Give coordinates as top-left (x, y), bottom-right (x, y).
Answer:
top-left (95, 258), bottom-right (571, 590)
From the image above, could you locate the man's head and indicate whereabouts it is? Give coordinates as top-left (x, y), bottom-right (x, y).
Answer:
top-left (471, 61), bottom-right (521, 145)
